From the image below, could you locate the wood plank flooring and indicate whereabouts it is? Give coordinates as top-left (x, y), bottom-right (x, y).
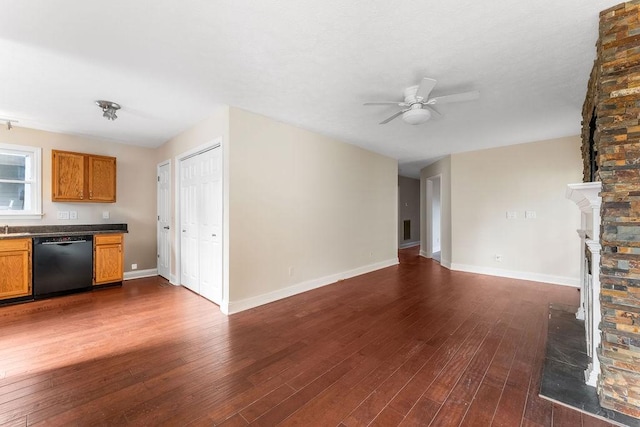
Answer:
top-left (0, 247), bottom-right (616, 426)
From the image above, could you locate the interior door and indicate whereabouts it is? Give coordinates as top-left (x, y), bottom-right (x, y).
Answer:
top-left (157, 162), bottom-right (171, 280)
top-left (198, 148), bottom-right (222, 304)
top-left (180, 155), bottom-right (200, 293)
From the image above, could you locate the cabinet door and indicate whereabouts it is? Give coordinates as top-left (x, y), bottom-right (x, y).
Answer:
top-left (94, 234), bottom-right (123, 284)
top-left (0, 239), bottom-right (31, 300)
top-left (52, 150), bottom-right (85, 201)
top-left (88, 156), bottom-right (116, 202)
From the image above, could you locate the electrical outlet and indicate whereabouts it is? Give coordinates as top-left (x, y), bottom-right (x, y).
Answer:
top-left (495, 254), bottom-right (502, 262)
top-left (525, 210), bottom-right (537, 219)
top-left (57, 211), bottom-right (69, 220)
top-left (102, 211), bottom-right (110, 219)
top-left (288, 266), bottom-right (293, 277)
top-left (131, 264), bottom-right (138, 270)
top-left (69, 211), bottom-right (78, 220)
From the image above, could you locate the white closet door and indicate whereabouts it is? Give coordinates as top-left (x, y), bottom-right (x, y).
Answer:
top-left (179, 146), bottom-right (223, 304)
top-left (198, 147), bottom-right (222, 304)
top-left (180, 154), bottom-right (200, 293)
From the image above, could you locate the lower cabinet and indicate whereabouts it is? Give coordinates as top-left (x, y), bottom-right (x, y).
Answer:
top-left (94, 234), bottom-right (124, 285)
top-left (0, 238), bottom-right (32, 300)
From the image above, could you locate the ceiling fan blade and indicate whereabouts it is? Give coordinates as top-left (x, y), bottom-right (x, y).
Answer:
top-left (379, 109), bottom-right (408, 124)
top-left (364, 102), bottom-right (406, 106)
top-left (416, 78), bottom-right (437, 101)
top-left (428, 90), bottom-right (480, 105)
top-left (425, 105), bottom-right (441, 117)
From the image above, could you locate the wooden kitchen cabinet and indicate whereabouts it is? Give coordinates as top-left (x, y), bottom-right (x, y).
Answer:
top-left (52, 150), bottom-right (116, 203)
top-left (94, 234), bottom-right (124, 285)
top-left (0, 238), bottom-right (32, 300)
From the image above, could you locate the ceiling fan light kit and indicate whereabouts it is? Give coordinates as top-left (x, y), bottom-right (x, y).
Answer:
top-left (95, 100), bottom-right (121, 121)
top-left (402, 108), bottom-right (431, 125)
top-left (364, 77), bottom-right (479, 125)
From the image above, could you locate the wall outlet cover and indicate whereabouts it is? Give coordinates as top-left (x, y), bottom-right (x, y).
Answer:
top-left (69, 211), bottom-right (78, 219)
top-left (102, 211), bottom-right (110, 219)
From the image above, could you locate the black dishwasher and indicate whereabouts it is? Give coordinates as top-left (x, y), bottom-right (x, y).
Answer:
top-left (33, 235), bottom-right (93, 298)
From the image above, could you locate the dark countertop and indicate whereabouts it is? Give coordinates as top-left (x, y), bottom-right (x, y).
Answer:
top-left (0, 224), bottom-right (128, 240)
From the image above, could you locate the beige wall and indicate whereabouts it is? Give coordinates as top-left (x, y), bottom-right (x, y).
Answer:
top-left (155, 106), bottom-right (230, 289)
top-left (420, 157), bottom-right (452, 267)
top-left (0, 126), bottom-right (157, 272)
top-left (398, 176), bottom-right (420, 247)
top-left (450, 136), bottom-right (582, 285)
top-left (228, 108), bottom-right (398, 306)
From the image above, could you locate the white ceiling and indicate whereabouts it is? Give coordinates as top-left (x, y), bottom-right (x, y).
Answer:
top-left (0, 0), bottom-right (614, 177)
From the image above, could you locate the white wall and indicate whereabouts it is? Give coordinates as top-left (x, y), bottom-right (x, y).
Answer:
top-left (450, 136), bottom-right (582, 286)
top-left (420, 157), bottom-right (452, 267)
top-left (227, 108), bottom-right (398, 312)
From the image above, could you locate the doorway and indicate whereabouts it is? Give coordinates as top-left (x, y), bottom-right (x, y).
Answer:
top-left (176, 142), bottom-right (223, 305)
top-left (157, 160), bottom-right (171, 280)
top-left (426, 174), bottom-right (442, 262)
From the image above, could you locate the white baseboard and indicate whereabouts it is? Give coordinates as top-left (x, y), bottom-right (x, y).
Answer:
top-left (123, 268), bottom-right (158, 280)
top-left (399, 241), bottom-right (420, 249)
top-left (418, 251), bottom-right (452, 270)
top-left (450, 263), bottom-right (579, 287)
top-left (225, 257), bottom-right (399, 315)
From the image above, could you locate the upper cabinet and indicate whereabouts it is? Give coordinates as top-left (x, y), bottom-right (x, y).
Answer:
top-left (52, 150), bottom-right (116, 203)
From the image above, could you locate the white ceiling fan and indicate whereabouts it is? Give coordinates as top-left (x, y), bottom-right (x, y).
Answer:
top-left (364, 78), bottom-right (479, 125)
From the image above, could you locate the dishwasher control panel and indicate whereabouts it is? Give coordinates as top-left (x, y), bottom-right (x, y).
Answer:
top-left (34, 235), bottom-right (93, 245)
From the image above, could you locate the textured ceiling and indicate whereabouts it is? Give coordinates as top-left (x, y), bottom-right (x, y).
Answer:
top-left (0, 0), bottom-right (614, 177)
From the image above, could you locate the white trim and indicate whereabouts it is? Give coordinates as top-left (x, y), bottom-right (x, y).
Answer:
top-left (450, 263), bottom-right (579, 287)
top-left (440, 258), bottom-right (452, 269)
top-left (0, 143), bottom-right (42, 218)
top-left (399, 241), bottom-right (420, 249)
top-left (224, 257), bottom-right (399, 315)
top-left (419, 249), bottom-right (430, 258)
top-left (124, 268), bottom-right (158, 280)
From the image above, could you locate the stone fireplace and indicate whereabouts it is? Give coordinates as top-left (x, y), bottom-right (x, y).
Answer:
top-left (581, 0), bottom-right (640, 419)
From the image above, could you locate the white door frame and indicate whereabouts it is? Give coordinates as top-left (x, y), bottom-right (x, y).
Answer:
top-left (156, 159), bottom-right (171, 281)
top-left (425, 174), bottom-right (442, 259)
top-left (174, 138), bottom-right (224, 305)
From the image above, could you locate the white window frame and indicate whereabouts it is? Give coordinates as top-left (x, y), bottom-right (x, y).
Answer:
top-left (0, 143), bottom-right (42, 219)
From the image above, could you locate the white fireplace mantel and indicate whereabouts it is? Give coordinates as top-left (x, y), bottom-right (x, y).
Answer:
top-left (566, 181), bottom-right (602, 386)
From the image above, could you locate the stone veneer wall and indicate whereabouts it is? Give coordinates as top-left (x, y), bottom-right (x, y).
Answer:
top-left (582, 0), bottom-right (640, 419)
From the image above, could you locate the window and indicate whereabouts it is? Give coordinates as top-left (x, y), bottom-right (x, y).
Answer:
top-left (0, 143), bottom-right (42, 219)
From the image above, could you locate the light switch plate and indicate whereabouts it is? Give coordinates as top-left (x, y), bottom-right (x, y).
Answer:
top-left (525, 211), bottom-right (537, 219)
top-left (506, 211), bottom-right (517, 219)
top-left (57, 211), bottom-right (69, 220)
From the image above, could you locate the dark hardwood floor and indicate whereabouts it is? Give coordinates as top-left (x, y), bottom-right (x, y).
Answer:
top-left (0, 247), bottom-right (615, 426)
